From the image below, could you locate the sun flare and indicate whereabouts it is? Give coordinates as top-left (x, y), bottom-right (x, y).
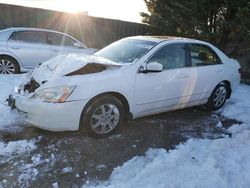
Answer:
top-left (56, 0), bottom-right (85, 13)
top-left (0, 0), bottom-right (148, 22)
top-left (49, 0), bottom-right (147, 22)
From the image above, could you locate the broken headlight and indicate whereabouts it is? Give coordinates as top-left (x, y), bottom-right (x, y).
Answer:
top-left (31, 85), bottom-right (76, 103)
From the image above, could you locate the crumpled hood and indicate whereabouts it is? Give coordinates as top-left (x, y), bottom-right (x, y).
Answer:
top-left (31, 53), bottom-right (122, 84)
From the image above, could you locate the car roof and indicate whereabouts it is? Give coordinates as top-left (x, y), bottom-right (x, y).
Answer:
top-left (2, 27), bottom-right (68, 35)
top-left (0, 27), bottom-right (79, 40)
top-left (127, 35), bottom-right (209, 45)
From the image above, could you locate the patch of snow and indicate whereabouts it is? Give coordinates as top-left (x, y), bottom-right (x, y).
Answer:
top-left (51, 153), bottom-right (56, 164)
top-left (18, 168), bottom-right (39, 185)
top-left (0, 75), bottom-right (25, 130)
top-left (52, 182), bottom-right (59, 188)
top-left (62, 166), bottom-right (73, 173)
top-left (211, 114), bottom-right (218, 118)
top-left (0, 139), bottom-right (37, 157)
top-left (0, 137), bottom-right (41, 186)
top-left (31, 154), bottom-right (43, 166)
top-left (76, 174), bottom-right (80, 178)
top-left (221, 84), bottom-right (250, 125)
top-left (85, 84), bottom-right (250, 188)
top-left (16, 144), bottom-right (51, 186)
top-left (96, 164), bottom-right (107, 171)
top-left (108, 134), bottom-right (123, 139)
top-left (216, 121), bottom-right (223, 128)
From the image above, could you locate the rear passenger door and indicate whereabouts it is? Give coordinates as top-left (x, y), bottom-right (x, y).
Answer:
top-left (48, 32), bottom-right (84, 57)
top-left (7, 31), bottom-right (51, 68)
top-left (187, 43), bottom-right (224, 103)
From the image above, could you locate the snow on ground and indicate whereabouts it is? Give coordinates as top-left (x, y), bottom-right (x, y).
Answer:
top-left (85, 84), bottom-right (250, 188)
top-left (0, 139), bottom-right (37, 157)
top-left (0, 137), bottom-right (42, 186)
top-left (0, 75), bottom-right (41, 187)
top-left (222, 84), bottom-right (250, 121)
top-left (0, 75), bottom-right (24, 130)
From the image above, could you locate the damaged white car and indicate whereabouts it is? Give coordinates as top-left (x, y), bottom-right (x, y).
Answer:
top-left (8, 36), bottom-right (241, 137)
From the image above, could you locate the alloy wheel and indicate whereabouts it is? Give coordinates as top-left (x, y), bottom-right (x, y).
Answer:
top-left (90, 103), bottom-right (120, 134)
top-left (0, 59), bottom-right (15, 74)
top-left (213, 86), bottom-right (227, 107)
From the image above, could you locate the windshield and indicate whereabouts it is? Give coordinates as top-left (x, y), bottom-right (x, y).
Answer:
top-left (95, 38), bottom-right (157, 63)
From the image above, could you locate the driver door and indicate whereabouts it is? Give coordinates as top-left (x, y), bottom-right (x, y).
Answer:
top-left (134, 43), bottom-right (191, 117)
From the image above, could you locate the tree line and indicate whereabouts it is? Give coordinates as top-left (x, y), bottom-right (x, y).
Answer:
top-left (141, 0), bottom-right (250, 59)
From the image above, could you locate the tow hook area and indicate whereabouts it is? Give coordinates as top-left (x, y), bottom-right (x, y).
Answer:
top-left (6, 95), bottom-right (16, 110)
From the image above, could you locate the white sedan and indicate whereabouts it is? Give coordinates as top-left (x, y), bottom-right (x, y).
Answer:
top-left (8, 36), bottom-right (241, 137)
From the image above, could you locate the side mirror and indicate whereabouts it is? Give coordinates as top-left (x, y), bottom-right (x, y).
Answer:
top-left (146, 62), bottom-right (163, 72)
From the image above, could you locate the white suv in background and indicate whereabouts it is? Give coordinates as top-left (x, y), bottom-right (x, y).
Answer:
top-left (0, 27), bottom-right (96, 74)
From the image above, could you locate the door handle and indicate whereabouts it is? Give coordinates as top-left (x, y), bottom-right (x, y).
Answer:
top-left (176, 74), bottom-right (189, 78)
top-left (10, 46), bottom-right (20, 50)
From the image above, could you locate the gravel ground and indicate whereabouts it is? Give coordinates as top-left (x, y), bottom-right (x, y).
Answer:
top-left (0, 107), bottom-right (240, 188)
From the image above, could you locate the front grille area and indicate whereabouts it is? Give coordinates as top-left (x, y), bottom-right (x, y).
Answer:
top-left (23, 78), bottom-right (40, 93)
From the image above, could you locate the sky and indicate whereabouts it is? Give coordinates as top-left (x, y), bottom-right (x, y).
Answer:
top-left (0, 0), bottom-right (148, 23)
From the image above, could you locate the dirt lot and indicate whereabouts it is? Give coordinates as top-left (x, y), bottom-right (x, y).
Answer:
top-left (0, 107), bottom-right (240, 188)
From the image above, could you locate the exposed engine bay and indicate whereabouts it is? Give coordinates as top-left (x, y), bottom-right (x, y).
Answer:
top-left (23, 78), bottom-right (40, 93)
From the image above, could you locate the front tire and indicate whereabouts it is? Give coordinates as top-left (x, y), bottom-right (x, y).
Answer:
top-left (206, 83), bottom-right (228, 110)
top-left (0, 56), bottom-right (20, 74)
top-left (81, 95), bottom-right (125, 138)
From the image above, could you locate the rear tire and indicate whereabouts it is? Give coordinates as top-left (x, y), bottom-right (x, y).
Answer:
top-left (80, 95), bottom-right (125, 138)
top-left (0, 56), bottom-right (20, 74)
top-left (206, 83), bottom-right (229, 110)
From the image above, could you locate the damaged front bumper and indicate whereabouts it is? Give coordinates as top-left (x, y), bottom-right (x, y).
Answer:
top-left (8, 92), bottom-right (88, 132)
top-left (7, 68), bottom-right (91, 132)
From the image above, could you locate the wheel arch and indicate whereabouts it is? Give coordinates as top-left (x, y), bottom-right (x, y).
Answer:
top-left (80, 91), bottom-right (132, 128)
top-left (205, 80), bottom-right (231, 110)
top-left (0, 54), bottom-right (21, 72)
top-left (221, 80), bottom-right (232, 99)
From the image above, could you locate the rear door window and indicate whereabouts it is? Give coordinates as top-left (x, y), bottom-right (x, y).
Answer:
top-left (189, 44), bottom-right (222, 66)
top-left (9, 31), bottom-right (47, 44)
top-left (48, 32), bottom-right (77, 47)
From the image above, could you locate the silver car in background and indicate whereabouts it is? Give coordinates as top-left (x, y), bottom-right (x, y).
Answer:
top-left (0, 27), bottom-right (96, 74)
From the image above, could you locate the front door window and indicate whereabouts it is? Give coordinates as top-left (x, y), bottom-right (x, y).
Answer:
top-left (148, 44), bottom-right (186, 69)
